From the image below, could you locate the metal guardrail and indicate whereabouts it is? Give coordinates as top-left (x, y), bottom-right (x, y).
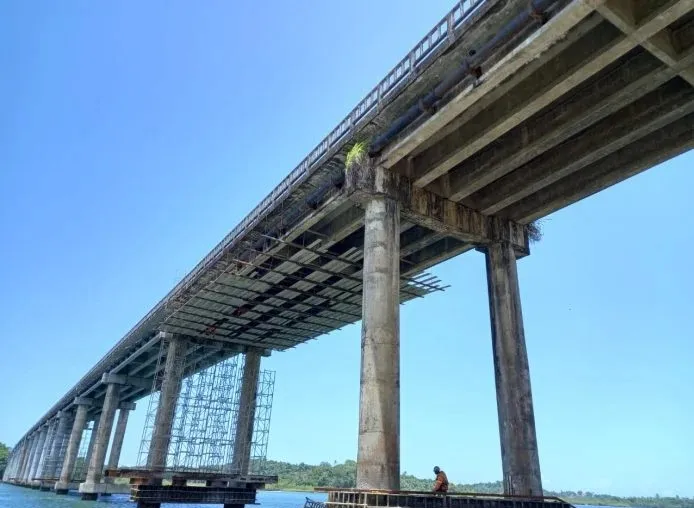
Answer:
top-left (19, 0), bottom-right (488, 443)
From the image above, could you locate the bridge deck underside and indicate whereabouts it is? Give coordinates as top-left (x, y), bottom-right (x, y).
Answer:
top-left (382, 0), bottom-right (694, 226)
top-left (21, 0), bottom-right (694, 439)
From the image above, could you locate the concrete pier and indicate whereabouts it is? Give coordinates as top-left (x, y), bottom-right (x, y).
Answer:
top-left (55, 397), bottom-right (92, 494)
top-left (27, 426), bottom-right (47, 485)
top-left (485, 241), bottom-right (542, 496)
top-left (80, 382), bottom-right (121, 500)
top-left (231, 349), bottom-right (261, 474)
top-left (34, 418), bottom-right (57, 485)
top-left (83, 415), bottom-right (101, 480)
top-left (107, 401), bottom-right (135, 472)
top-left (44, 411), bottom-right (73, 483)
top-left (146, 334), bottom-right (188, 476)
top-left (356, 168), bottom-right (401, 491)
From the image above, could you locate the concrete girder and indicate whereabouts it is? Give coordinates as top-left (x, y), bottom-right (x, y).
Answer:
top-left (596, 0), bottom-right (694, 84)
top-left (459, 49), bottom-right (676, 211)
top-left (380, 0), bottom-right (605, 170)
top-left (501, 111), bottom-right (694, 222)
top-left (344, 162), bottom-right (528, 254)
top-left (469, 79), bottom-right (694, 213)
top-left (410, 18), bottom-right (628, 191)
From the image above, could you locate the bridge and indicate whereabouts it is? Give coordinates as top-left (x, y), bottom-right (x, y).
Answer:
top-left (3, 0), bottom-right (693, 506)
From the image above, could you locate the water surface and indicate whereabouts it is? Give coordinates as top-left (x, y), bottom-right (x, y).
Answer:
top-left (0, 484), bottom-right (326, 508)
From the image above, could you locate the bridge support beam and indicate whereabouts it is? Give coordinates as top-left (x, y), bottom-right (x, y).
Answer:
top-left (34, 418), bottom-right (58, 486)
top-left (45, 411), bottom-right (73, 485)
top-left (80, 382), bottom-right (121, 500)
top-left (18, 435), bottom-right (35, 484)
top-left (27, 425), bottom-right (48, 486)
top-left (354, 163), bottom-right (401, 490)
top-left (106, 401), bottom-right (136, 474)
top-left (484, 241), bottom-right (542, 496)
top-left (146, 334), bottom-right (188, 479)
top-left (55, 397), bottom-right (92, 494)
top-left (232, 349), bottom-right (262, 474)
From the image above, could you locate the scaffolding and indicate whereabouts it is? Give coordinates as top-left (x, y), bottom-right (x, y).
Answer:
top-left (137, 339), bottom-right (275, 476)
top-left (71, 422), bottom-right (95, 482)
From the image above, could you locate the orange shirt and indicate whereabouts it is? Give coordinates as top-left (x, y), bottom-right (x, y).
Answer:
top-left (433, 471), bottom-right (449, 492)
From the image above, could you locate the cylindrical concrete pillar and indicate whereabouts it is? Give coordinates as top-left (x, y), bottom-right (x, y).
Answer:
top-left (22, 434), bottom-right (39, 483)
top-left (83, 415), bottom-right (101, 477)
top-left (56, 399), bottom-right (92, 493)
top-left (46, 411), bottom-right (73, 481)
top-left (356, 194), bottom-right (401, 491)
top-left (231, 350), bottom-right (261, 474)
top-left (107, 401), bottom-right (135, 472)
top-left (16, 440), bottom-right (30, 482)
top-left (81, 383), bottom-right (120, 498)
top-left (485, 241), bottom-right (542, 496)
top-left (36, 418), bottom-right (58, 482)
top-left (147, 334), bottom-right (187, 475)
top-left (27, 426), bottom-right (48, 483)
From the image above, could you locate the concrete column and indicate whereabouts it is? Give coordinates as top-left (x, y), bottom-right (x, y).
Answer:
top-left (56, 398), bottom-right (92, 494)
top-left (485, 241), bottom-right (542, 496)
top-left (107, 401), bottom-right (135, 472)
top-left (22, 434), bottom-right (39, 484)
top-left (83, 415), bottom-right (101, 477)
top-left (46, 411), bottom-right (73, 481)
top-left (356, 191), bottom-right (401, 491)
top-left (35, 419), bottom-right (57, 484)
top-left (16, 440), bottom-right (31, 482)
top-left (80, 383), bottom-right (121, 499)
top-left (27, 426), bottom-right (48, 484)
top-left (231, 349), bottom-right (262, 474)
top-left (146, 334), bottom-right (187, 475)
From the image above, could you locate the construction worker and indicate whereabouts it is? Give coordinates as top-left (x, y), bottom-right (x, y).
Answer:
top-left (433, 466), bottom-right (449, 493)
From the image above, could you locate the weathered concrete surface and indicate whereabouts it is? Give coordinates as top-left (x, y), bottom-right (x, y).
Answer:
top-left (485, 242), bottom-right (541, 496)
top-left (21, 434), bottom-right (38, 484)
top-left (356, 178), bottom-right (400, 491)
top-left (83, 415), bottom-right (101, 479)
top-left (106, 402), bottom-right (136, 473)
top-left (34, 419), bottom-right (57, 483)
top-left (56, 398), bottom-right (91, 493)
top-left (232, 349), bottom-right (262, 474)
top-left (345, 162), bottom-right (528, 253)
top-left (45, 411), bottom-right (73, 481)
top-left (147, 334), bottom-right (188, 475)
top-left (81, 382), bottom-right (121, 497)
top-left (27, 426), bottom-right (47, 483)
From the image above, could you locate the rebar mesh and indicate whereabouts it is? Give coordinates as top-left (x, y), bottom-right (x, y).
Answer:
top-left (136, 339), bottom-right (274, 475)
top-left (71, 422), bottom-right (94, 482)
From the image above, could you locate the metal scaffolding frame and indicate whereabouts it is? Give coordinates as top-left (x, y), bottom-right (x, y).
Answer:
top-left (136, 339), bottom-right (275, 475)
top-left (71, 422), bottom-right (94, 482)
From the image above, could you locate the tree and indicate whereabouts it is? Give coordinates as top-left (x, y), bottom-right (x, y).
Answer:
top-left (0, 442), bottom-right (11, 477)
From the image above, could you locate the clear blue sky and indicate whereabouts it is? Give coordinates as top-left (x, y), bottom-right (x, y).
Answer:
top-left (1, 0), bottom-right (692, 499)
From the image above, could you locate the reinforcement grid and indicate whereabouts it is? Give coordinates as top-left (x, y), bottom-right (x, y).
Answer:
top-left (137, 339), bottom-right (274, 474)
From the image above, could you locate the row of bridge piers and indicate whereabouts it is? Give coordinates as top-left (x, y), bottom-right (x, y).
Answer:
top-left (2, 347), bottom-right (265, 507)
top-left (4, 161), bottom-right (543, 506)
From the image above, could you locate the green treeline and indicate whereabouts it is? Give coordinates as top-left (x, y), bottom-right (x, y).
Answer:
top-left (0, 442), bottom-right (10, 477)
top-left (260, 460), bottom-right (693, 508)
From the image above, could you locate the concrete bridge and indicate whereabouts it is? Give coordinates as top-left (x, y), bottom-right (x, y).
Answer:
top-left (3, 0), bottom-right (693, 506)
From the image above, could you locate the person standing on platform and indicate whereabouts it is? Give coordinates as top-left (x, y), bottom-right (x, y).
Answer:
top-left (433, 466), bottom-right (449, 493)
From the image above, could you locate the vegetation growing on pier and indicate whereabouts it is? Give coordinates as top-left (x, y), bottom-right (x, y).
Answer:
top-left (260, 459), bottom-right (693, 508)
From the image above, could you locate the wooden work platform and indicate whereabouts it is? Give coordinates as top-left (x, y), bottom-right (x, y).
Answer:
top-left (315, 489), bottom-right (575, 508)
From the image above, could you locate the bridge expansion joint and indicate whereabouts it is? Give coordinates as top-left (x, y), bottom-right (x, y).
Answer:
top-left (344, 160), bottom-right (529, 255)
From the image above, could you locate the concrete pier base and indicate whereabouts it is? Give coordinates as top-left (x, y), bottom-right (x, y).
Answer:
top-left (356, 180), bottom-right (401, 491)
top-left (80, 381), bottom-right (121, 500)
top-left (485, 242), bottom-right (542, 496)
top-left (55, 397), bottom-right (92, 493)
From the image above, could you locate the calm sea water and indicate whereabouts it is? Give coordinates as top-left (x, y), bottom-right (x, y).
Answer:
top-left (0, 485), bottom-right (327, 508)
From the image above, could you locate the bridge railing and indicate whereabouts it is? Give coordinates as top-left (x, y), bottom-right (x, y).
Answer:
top-left (173, 0), bottom-right (485, 299)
